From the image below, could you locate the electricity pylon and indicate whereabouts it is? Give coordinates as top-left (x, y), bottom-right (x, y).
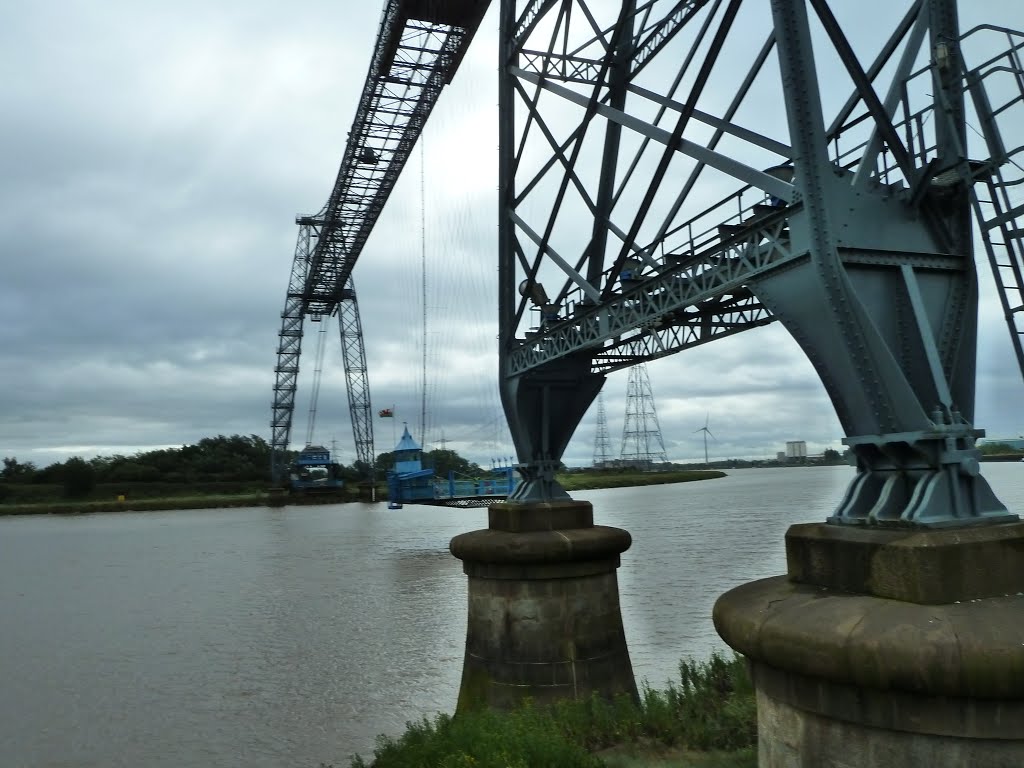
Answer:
top-left (592, 393), bottom-right (612, 467)
top-left (619, 363), bottom-right (667, 468)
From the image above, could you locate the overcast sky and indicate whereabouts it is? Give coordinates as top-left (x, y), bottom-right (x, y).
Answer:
top-left (2, 0), bottom-right (1023, 471)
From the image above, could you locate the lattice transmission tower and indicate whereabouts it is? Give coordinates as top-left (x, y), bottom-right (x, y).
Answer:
top-left (619, 364), bottom-right (667, 468)
top-left (592, 393), bottom-right (612, 468)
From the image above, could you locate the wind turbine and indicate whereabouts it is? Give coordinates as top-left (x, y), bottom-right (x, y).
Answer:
top-left (694, 414), bottom-right (716, 465)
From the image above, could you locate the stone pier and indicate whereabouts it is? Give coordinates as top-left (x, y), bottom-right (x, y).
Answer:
top-left (714, 521), bottom-right (1024, 767)
top-left (449, 499), bottom-right (637, 710)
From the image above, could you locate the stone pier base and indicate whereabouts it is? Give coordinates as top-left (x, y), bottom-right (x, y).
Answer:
top-left (449, 500), bottom-right (637, 710)
top-left (714, 521), bottom-right (1024, 767)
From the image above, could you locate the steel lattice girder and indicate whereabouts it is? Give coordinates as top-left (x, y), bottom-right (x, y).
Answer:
top-left (592, 293), bottom-right (774, 373)
top-left (300, 0), bottom-right (490, 317)
top-left (507, 213), bottom-right (794, 375)
top-left (270, 1), bottom-right (491, 481)
top-left (499, 0), bottom-right (1021, 380)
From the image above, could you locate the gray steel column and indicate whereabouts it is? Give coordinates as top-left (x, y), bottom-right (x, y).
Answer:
top-left (759, 0), bottom-right (1012, 526)
top-left (768, 0), bottom-right (882, 430)
top-left (586, 1), bottom-right (635, 287)
top-left (497, 0), bottom-right (515, 402)
top-left (499, 0), bottom-right (606, 501)
top-left (928, 0), bottom-right (977, 419)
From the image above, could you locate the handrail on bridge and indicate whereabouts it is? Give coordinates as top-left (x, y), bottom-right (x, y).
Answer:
top-left (529, 179), bottom-right (792, 335)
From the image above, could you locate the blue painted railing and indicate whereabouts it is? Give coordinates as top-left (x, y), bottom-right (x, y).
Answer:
top-left (387, 466), bottom-right (519, 507)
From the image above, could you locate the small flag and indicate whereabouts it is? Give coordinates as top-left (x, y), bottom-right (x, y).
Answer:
top-left (378, 408), bottom-right (393, 418)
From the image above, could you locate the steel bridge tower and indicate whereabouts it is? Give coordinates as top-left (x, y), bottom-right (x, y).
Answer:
top-left (497, 0), bottom-right (1024, 526)
top-left (269, 0), bottom-right (490, 485)
top-left (619, 363), bottom-right (668, 467)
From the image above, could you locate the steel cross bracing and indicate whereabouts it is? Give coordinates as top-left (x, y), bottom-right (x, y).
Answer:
top-left (498, 0), bottom-right (1024, 523)
top-left (269, 0), bottom-right (491, 485)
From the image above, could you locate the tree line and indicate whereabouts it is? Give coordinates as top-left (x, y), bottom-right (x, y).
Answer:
top-left (1, 435), bottom-right (490, 500)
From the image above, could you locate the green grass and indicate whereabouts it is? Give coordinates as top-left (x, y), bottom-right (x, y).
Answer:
top-left (598, 747), bottom-right (756, 768)
top-left (347, 653), bottom-right (755, 768)
top-left (0, 484), bottom-right (388, 516)
top-left (350, 707), bottom-right (605, 768)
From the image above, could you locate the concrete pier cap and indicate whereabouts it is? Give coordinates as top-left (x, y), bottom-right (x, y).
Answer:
top-left (450, 499), bottom-right (638, 710)
top-left (714, 520), bottom-right (1024, 767)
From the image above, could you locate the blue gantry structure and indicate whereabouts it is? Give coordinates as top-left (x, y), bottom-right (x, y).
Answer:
top-left (288, 445), bottom-right (346, 494)
top-left (386, 425), bottom-right (519, 508)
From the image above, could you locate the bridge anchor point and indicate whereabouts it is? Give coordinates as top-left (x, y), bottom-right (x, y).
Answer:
top-left (449, 500), bottom-right (638, 709)
top-left (715, 517), bottom-right (1024, 765)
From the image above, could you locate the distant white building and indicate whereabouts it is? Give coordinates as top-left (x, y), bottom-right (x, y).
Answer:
top-left (785, 441), bottom-right (808, 459)
top-left (978, 437), bottom-right (1024, 451)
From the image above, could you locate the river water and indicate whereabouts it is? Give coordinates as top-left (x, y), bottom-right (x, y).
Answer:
top-left (2, 465), bottom-right (1023, 767)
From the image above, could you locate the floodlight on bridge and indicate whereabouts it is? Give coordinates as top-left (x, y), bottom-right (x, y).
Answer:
top-left (517, 278), bottom-right (549, 306)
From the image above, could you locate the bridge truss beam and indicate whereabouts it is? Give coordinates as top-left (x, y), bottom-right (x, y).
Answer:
top-left (498, 0), bottom-right (1024, 525)
top-left (302, 0), bottom-right (491, 316)
top-left (270, 0), bottom-right (491, 484)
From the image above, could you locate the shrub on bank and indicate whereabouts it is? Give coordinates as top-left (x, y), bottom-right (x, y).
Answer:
top-left (349, 653), bottom-right (755, 767)
top-left (640, 653), bottom-right (756, 750)
top-left (62, 457), bottom-right (96, 498)
top-left (350, 706), bottom-right (603, 768)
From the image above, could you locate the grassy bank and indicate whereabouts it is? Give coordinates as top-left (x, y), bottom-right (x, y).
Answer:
top-left (558, 469), bottom-right (726, 492)
top-left (0, 470), bottom-right (722, 516)
top-left (0, 492), bottom-right (270, 515)
top-left (345, 653), bottom-right (756, 768)
top-left (0, 488), bottom-right (380, 515)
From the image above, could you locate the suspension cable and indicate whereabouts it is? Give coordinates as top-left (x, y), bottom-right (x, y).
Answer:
top-left (420, 136), bottom-right (428, 448)
top-left (305, 323), bottom-right (329, 447)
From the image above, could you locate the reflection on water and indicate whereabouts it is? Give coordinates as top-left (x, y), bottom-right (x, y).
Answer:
top-left (0, 464), bottom-right (1021, 767)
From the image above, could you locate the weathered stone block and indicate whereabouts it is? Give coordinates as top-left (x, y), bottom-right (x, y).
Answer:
top-left (450, 500), bottom-right (637, 710)
top-left (715, 571), bottom-right (1024, 767)
top-left (786, 520), bottom-right (1024, 604)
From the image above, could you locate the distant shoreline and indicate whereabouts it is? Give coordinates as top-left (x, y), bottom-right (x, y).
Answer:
top-left (0, 469), bottom-right (728, 516)
top-left (0, 493), bottom-right (272, 516)
top-left (25, 459), bottom-right (1024, 516)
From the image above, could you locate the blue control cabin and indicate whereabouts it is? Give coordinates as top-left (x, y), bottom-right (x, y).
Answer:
top-left (290, 445), bottom-right (345, 493)
top-left (386, 426), bottom-right (434, 508)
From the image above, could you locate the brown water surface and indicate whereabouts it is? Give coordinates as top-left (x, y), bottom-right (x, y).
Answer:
top-left (2, 464), bottom-right (1022, 767)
